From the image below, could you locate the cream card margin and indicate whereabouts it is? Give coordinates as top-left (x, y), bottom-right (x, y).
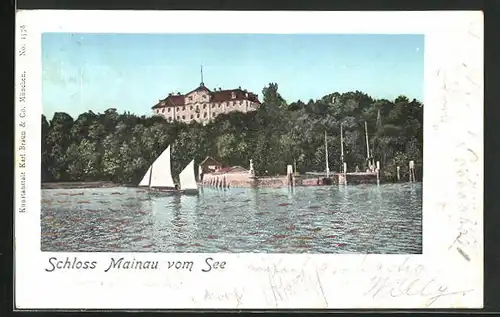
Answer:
top-left (14, 10), bottom-right (483, 309)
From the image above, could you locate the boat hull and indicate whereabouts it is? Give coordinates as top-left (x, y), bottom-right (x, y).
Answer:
top-left (141, 186), bottom-right (199, 196)
top-left (149, 187), bottom-right (176, 191)
top-left (179, 189), bottom-right (199, 196)
top-left (145, 187), bottom-right (178, 195)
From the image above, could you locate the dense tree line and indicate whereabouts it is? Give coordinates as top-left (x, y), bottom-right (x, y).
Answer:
top-left (41, 84), bottom-right (423, 184)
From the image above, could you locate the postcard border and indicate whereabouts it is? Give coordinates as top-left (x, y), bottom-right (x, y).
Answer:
top-left (14, 10), bottom-right (484, 309)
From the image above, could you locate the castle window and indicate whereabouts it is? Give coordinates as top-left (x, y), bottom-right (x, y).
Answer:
top-left (182, 115), bottom-right (185, 119)
top-left (176, 116), bottom-right (179, 119)
top-left (182, 106), bottom-right (185, 111)
top-left (203, 113), bottom-right (207, 118)
top-left (189, 96), bottom-right (192, 101)
top-left (190, 115), bottom-right (193, 119)
top-left (197, 114), bottom-right (200, 118)
top-left (218, 104), bottom-right (221, 108)
top-left (167, 108), bottom-right (171, 112)
top-left (203, 104), bottom-right (206, 109)
top-left (190, 106), bottom-right (193, 110)
top-left (162, 108), bottom-right (165, 113)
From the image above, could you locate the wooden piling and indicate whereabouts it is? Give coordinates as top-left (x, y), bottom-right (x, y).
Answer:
top-left (376, 161), bottom-right (380, 186)
top-left (397, 166), bottom-right (400, 181)
top-left (343, 162), bottom-right (348, 185)
top-left (287, 164), bottom-right (293, 187)
top-left (409, 160), bottom-right (415, 182)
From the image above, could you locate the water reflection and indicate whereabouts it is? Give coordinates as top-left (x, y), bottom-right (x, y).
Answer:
top-left (41, 183), bottom-right (422, 254)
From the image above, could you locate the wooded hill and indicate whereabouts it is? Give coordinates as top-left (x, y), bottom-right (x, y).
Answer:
top-left (42, 83), bottom-right (423, 184)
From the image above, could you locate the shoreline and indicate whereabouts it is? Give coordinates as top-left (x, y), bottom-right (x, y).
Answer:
top-left (41, 181), bottom-right (127, 190)
top-left (42, 177), bottom-right (419, 190)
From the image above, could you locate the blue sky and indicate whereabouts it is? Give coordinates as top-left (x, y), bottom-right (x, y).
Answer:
top-left (42, 33), bottom-right (424, 119)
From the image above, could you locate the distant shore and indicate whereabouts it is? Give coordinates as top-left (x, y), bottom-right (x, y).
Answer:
top-left (41, 181), bottom-right (125, 189)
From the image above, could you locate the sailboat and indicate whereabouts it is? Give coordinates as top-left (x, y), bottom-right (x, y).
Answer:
top-left (178, 159), bottom-right (199, 195)
top-left (138, 145), bottom-right (177, 192)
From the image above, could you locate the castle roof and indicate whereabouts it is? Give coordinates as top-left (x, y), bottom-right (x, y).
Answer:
top-left (152, 85), bottom-right (261, 109)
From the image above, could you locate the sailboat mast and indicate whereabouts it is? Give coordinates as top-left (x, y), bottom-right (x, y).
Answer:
top-left (340, 123), bottom-right (344, 165)
top-left (364, 121), bottom-right (371, 165)
top-left (148, 164), bottom-right (153, 187)
top-left (325, 130), bottom-right (330, 177)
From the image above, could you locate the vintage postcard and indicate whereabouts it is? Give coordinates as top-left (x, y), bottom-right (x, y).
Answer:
top-left (15, 10), bottom-right (483, 309)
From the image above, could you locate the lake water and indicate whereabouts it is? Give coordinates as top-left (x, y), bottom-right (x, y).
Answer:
top-left (41, 183), bottom-right (422, 254)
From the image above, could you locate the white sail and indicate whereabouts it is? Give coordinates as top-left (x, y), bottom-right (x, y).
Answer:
top-left (179, 159), bottom-right (198, 191)
top-left (138, 166), bottom-right (152, 187)
top-left (149, 146), bottom-right (175, 188)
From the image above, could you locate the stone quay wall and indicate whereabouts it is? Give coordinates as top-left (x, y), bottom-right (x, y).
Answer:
top-left (201, 171), bottom-right (379, 189)
top-left (339, 172), bottom-right (378, 185)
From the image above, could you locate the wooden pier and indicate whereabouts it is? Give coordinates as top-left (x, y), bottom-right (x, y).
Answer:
top-left (303, 172), bottom-right (378, 186)
top-left (201, 171), bottom-right (379, 189)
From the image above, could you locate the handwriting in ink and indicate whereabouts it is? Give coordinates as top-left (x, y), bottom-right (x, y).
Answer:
top-left (365, 276), bottom-right (473, 307)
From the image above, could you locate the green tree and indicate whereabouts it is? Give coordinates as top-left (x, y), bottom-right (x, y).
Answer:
top-left (41, 87), bottom-right (423, 184)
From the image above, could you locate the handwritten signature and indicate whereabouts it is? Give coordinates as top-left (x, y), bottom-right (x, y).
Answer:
top-left (365, 275), bottom-right (473, 307)
top-left (448, 141), bottom-right (481, 261)
top-left (204, 288), bottom-right (244, 307)
top-left (266, 267), bottom-right (328, 307)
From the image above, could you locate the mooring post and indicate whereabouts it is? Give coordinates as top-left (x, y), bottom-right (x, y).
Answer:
top-left (409, 160), bottom-right (415, 182)
top-left (397, 166), bottom-right (400, 181)
top-left (376, 161), bottom-right (380, 186)
top-left (287, 164), bottom-right (293, 187)
top-left (343, 162), bottom-right (347, 185)
top-left (413, 162), bottom-right (416, 182)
